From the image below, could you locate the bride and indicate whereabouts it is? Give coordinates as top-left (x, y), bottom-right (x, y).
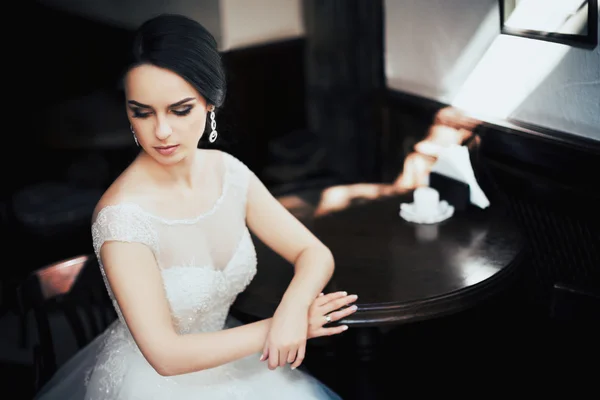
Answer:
top-left (34, 13), bottom-right (358, 400)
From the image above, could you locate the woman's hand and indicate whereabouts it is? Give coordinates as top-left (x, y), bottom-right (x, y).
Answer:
top-left (307, 291), bottom-right (357, 340)
top-left (261, 300), bottom-right (309, 371)
top-left (292, 291), bottom-right (358, 370)
top-left (260, 291), bottom-right (358, 370)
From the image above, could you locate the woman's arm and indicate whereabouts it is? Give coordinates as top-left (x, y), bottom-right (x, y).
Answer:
top-left (101, 241), bottom-right (272, 376)
top-left (101, 240), bottom-right (355, 376)
top-left (245, 173), bottom-right (336, 370)
top-left (246, 174), bottom-right (334, 308)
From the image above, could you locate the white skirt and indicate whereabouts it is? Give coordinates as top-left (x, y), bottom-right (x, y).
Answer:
top-left (34, 318), bottom-right (341, 400)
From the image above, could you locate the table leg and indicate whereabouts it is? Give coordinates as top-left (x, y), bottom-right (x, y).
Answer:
top-left (344, 327), bottom-right (383, 400)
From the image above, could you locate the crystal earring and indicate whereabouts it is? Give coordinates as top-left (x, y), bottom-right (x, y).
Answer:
top-left (130, 124), bottom-right (139, 146)
top-left (209, 110), bottom-right (218, 143)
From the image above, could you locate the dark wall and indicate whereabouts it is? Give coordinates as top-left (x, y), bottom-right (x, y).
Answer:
top-left (476, 120), bottom-right (600, 319)
top-left (303, 0), bottom-right (385, 183)
top-left (29, 2), bottom-right (132, 106)
top-left (217, 39), bottom-right (307, 176)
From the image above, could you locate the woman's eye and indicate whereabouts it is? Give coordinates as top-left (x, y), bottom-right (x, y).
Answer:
top-left (172, 106), bottom-right (193, 116)
top-left (132, 110), bottom-right (151, 118)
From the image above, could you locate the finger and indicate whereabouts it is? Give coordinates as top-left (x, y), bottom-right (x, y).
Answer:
top-left (291, 343), bottom-right (306, 370)
top-left (279, 348), bottom-right (289, 368)
top-left (315, 291), bottom-right (347, 307)
top-left (314, 325), bottom-right (349, 338)
top-left (267, 348), bottom-right (279, 370)
top-left (320, 294), bottom-right (358, 315)
top-left (260, 343), bottom-right (269, 362)
top-left (286, 348), bottom-right (297, 365)
top-left (326, 304), bottom-right (358, 322)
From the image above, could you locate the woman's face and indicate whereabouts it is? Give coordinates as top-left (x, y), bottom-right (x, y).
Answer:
top-left (124, 64), bottom-right (209, 165)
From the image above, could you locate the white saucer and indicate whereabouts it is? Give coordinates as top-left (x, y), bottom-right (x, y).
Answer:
top-left (399, 200), bottom-right (454, 224)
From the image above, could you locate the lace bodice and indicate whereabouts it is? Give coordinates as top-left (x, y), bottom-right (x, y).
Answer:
top-left (91, 151), bottom-right (257, 335)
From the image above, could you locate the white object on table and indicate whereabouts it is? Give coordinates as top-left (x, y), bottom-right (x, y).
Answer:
top-left (430, 145), bottom-right (490, 209)
top-left (399, 187), bottom-right (454, 224)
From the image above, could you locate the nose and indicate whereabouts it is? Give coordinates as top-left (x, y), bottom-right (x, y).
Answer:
top-left (155, 117), bottom-right (173, 141)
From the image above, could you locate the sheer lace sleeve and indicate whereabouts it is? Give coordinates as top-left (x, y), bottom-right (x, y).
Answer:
top-left (91, 203), bottom-right (159, 259)
top-left (221, 151), bottom-right (252, 211)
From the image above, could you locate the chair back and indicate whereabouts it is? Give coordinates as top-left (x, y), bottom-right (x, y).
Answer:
top-left (17, 254), bottom-right (116, 392)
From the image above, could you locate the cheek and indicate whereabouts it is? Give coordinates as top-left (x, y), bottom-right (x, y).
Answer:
top-left (181, 113), bottom-right (207, 138)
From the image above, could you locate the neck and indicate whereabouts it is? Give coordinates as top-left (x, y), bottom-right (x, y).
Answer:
top-left (138, 149), bottom-right (200, 190)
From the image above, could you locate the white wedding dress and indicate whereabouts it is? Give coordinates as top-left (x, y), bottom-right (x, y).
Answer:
top-left (34, 151), bottom-right (341, 400)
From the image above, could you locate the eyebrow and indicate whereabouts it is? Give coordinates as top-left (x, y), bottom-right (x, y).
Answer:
top-left (127, 97), bottom-right (196, 109)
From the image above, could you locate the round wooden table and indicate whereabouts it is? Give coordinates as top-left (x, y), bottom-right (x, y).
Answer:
top-left (233, 191), bottom-right (522, 325)
top-left (232, 190), bottom-right (523, 399)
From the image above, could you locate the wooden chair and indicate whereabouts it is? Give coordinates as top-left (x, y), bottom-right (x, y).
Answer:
top-left (16, 254), bottom-right (116, 393)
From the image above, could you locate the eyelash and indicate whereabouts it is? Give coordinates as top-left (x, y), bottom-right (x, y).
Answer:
top-left (132, 106), bottom-right (193, 118)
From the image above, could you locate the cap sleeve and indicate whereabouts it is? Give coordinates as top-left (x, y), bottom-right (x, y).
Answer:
top-left (91, 203), bottom-right (158, 258)
top-left (221, 151), bottom-right (253, 209)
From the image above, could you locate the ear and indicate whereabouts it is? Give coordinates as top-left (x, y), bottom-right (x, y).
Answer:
top-left (207, 104), bottom-right (215, 112)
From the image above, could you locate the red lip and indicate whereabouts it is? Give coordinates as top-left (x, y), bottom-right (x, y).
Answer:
top-left (155, 145), bottom-right (178, 149)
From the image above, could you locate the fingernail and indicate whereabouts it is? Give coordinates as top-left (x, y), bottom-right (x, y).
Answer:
top-left (291, 366), bottom-right (296, 370)
top-left (340, 291), bottom-right (347, 296)
top-left (319, 293), bottom-right (324, 296)
top-left (259, 355), bottom-right (264, 361)
top-left (350, 294), bottom-right (358, 299)
top-left (350, 305), bottom-right (358, 310)
top-left (342, 325), bottom-right (348, 330)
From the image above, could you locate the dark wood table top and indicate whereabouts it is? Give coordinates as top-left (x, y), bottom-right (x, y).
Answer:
top-left (232, 190), bottom-right (523, 327)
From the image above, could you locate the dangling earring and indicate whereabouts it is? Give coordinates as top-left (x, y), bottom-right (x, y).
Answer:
top-left (130, 124), bottom-right (139, 146)
top-left (209, 108), bottom-right (218, 143)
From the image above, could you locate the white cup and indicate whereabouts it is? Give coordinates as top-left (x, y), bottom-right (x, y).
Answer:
top-left (413, 187), bottom-right (440, 218)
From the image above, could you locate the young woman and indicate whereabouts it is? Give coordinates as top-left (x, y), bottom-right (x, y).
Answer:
top-left (35, 13), bottom-right (357, 400)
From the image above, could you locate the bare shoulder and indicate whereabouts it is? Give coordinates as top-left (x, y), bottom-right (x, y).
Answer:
top-left (196, 147), bottom-right (228, 164)
top-left (92, 161), bottom-right (147, 221)
top-left (198, 148), bottom-right (251, 172)
top-left (196, 148), bottom-right (243, 176)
